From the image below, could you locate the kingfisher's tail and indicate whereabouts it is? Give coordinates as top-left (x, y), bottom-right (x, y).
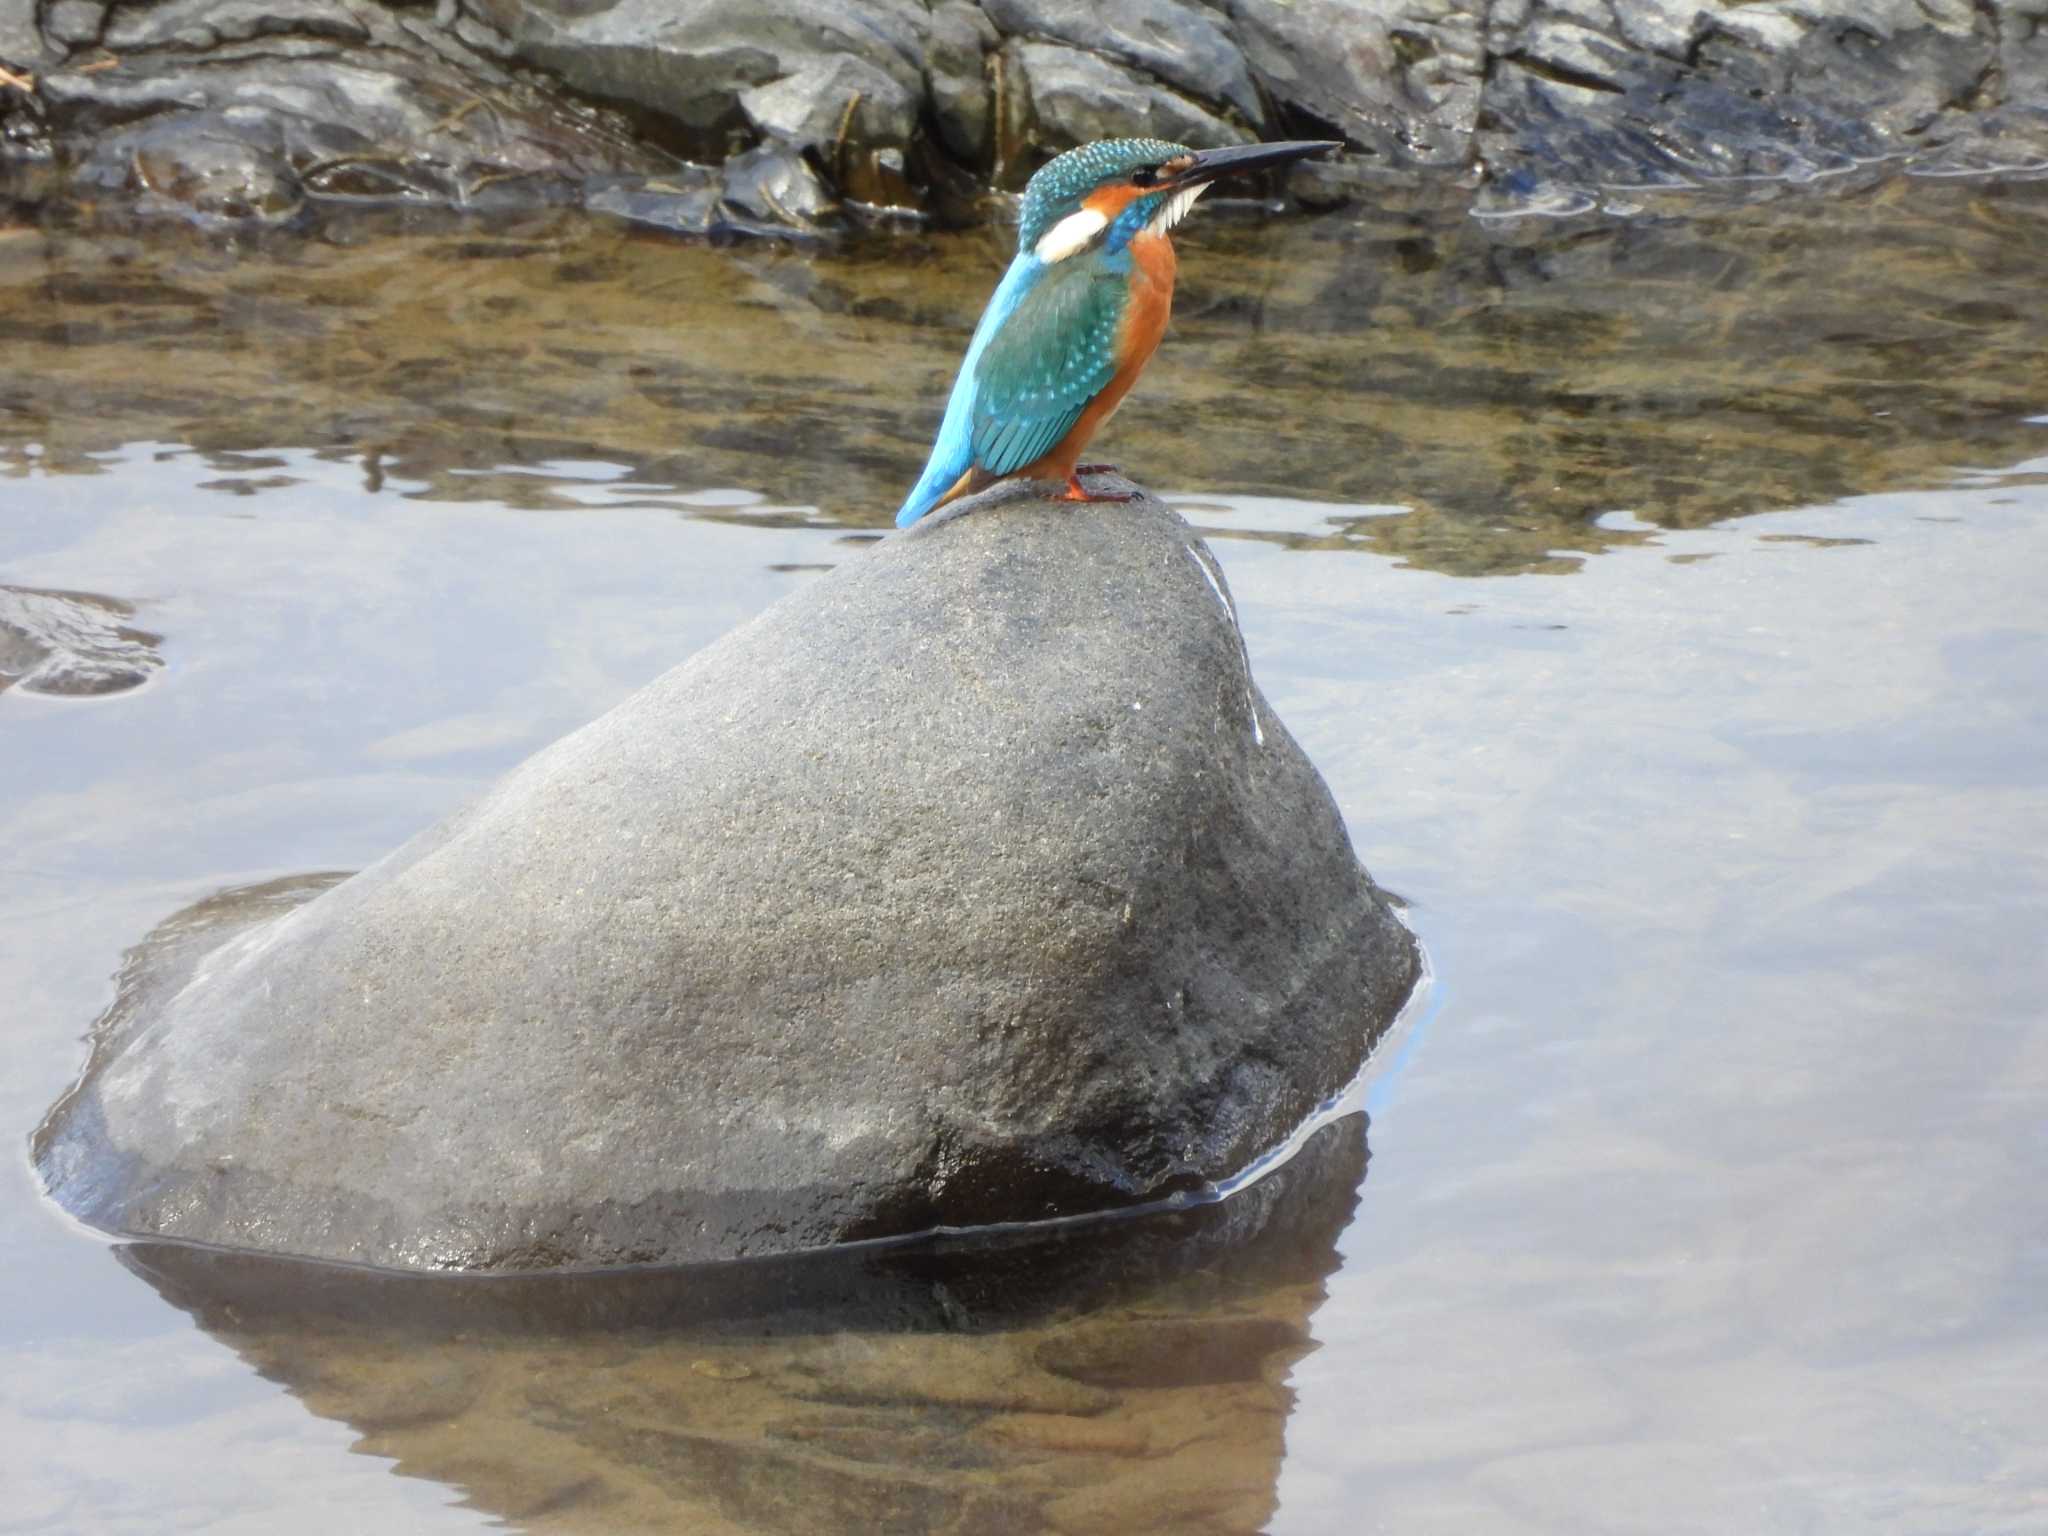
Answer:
top-left (894, 249), bottom-right (1043, 529)
top-left (895, 483), bottom-right (940, 529)
top-left (895, 456), bottom-right (978, 528)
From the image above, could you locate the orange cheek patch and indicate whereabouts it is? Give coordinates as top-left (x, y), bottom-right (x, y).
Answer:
top-left (1083, 183), bottom-right (1149, 221)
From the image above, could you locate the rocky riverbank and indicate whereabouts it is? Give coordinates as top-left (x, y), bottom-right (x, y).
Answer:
top-left (3, 1), bottom-right (2045, 234)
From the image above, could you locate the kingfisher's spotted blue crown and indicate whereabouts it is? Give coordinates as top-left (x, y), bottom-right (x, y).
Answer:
top-left (895, 136), bottom-right (1343, 529)
top-left (1016, 137), bottom-right (1192, 254)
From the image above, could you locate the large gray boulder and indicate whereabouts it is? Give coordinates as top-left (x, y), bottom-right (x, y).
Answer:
top-left (35, 483), bottom-right (1419, 1273)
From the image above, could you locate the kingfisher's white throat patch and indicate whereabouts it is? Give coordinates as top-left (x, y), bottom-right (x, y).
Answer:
top-left (1034, 206), bottom-right (1108, 263)
top-left (1146, 182), bottom-right (1207, 236)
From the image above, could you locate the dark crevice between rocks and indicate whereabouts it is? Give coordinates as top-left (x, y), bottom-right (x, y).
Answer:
top-left (1966, 0), bottom-right (1998, 104)
top-left (904, 118), bottom-right (991, 229)
top-left (516, 69), bottom-right (737, 170)
top-left (1965, 0), bottom-right (2008, 111)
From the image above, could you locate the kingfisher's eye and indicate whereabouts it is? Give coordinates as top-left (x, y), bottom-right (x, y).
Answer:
top-left (1130, 166), bottom-right (1159, 187)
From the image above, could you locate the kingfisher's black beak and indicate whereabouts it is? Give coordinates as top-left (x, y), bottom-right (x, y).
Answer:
top-left (1173, 139), bottom-right (1343, 187)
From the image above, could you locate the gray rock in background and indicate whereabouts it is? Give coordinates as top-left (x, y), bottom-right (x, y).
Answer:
top-left (21, 2), bottom-right (674, 219)
top-left (1002, 38), bottom-right (1252, 167)
top-left (0, 0), bottom-right (54, 68)
top-left (0, 1), bottom-right (46, 158)
top-left (473, 0), bottom-right (944, 206)
top-left (718, 140), bottom-right (842, 230)
top-left (1227, 0), bottom-right (1482, 167)
top-left (1472, 0), bottom-right (2048, 206)
top-left (101, 0), bottom-right (371, 53)
top-left (926, 0), bottom-right (1000, 167)
top-left (35, 484), bottom-right (1419, 1274)
top-left (41, 0), bottom-right (105, 50)
top-left (6, 0), bottom-right (2048, 240)
top-left (981, 0), bottom-right (1265, 124)
top-left (472, 0), bottom-right (930, 138)
top-left (741, 54), bottom-right (918, 157)
top-left (740, 52), bottom-right (922, 206)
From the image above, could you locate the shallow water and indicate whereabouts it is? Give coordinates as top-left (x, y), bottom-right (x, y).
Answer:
top-left (4, 180), bottom-right (2047, 1533)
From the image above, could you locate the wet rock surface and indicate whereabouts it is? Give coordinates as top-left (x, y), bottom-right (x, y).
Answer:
top-left (33, 486), bottom-right (1419, 1273)
top-left (4, 1), bottom-right (2046, 233)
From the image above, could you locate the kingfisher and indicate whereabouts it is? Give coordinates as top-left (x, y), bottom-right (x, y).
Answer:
top-left (895, 136), bottom-right (1341, 528)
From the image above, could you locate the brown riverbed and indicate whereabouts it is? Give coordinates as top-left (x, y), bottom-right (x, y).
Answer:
top-left (4, 177), bottom-right (2046, 1533)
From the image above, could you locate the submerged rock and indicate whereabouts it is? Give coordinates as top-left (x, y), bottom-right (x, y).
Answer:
top-left (0, 584), bottom-right (162, 696)
top-left (718, 141), bottom-right (841, 233)
top-left (34, 483), bottom-right (1418, 1273)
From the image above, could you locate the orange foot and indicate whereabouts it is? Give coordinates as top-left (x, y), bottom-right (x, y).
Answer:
top-left (1059, 471), bottom-right (1136, 503)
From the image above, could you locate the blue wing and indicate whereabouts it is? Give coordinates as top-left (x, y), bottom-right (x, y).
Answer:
top-left (895, 249), bottom-right (1130, 528)
top-left (895, 252), bottom-right (1043, 528)
top-left (968, 255), bottom-right (1123, 477)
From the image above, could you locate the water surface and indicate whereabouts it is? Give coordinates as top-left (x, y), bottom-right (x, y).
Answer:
top-left (4, 180), bottom-right (2046, 1533)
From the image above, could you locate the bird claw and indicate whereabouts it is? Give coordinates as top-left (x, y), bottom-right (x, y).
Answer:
top-left (1059, 473), bottom-right (1136, 504)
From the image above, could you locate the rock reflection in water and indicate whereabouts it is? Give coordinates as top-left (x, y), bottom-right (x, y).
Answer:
top-left (119, 1113), bottom-right (1368, 1535)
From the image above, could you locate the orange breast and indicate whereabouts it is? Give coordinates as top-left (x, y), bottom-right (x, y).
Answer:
top-left (1022, 231), bottom-right (1179, 482)
top-left (1118, 231), bottom-right (1178, 383)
